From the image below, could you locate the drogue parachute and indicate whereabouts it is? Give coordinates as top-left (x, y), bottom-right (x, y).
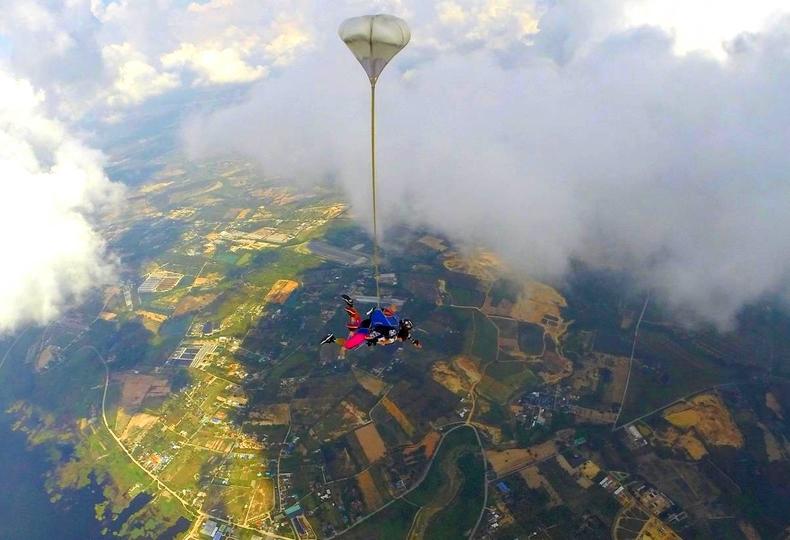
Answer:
top-left (319, 15), bottom-right (421, 353)
top-left (338, 14), bottom-right (411, 85)
top-left (337, 13), bottom-right (410, 304)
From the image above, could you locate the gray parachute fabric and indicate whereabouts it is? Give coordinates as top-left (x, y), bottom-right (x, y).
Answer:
top-left (338, 14), bottom-right (411, 85)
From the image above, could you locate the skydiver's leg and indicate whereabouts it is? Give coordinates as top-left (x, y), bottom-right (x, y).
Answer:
top-left (344, 332), bottom-right (367, 349)
top-left (345, 306), bottom-right (362, 330)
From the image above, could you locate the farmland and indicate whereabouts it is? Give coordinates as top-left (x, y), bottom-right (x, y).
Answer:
top-left (0, 152), bottom-right (787, 540)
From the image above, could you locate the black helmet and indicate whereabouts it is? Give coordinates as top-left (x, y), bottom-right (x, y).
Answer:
top-left (401, 319), bottom-right (413, 329)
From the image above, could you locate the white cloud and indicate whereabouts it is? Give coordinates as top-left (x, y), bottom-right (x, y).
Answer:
top-left (4, 0), bottom-right (790, 119)
top-left (160, 17), bottom-right (312, 84)
top-left (183, 8), bottom-right (790, 327)
top-left (425, 0), bottom-right (541, 51)
top-left (264, 18), bottom-right (312, 66)
top-left (103, 43), bottom-right (179, 106)
top-left (0, 69), bottom-right (122, 333)
top-left (6, 0), bottom-right (790, 328)
top-left (162, 40), bottom-right (268, 85)
top-left (437, 2), bottom-right (468, 25)
top-left (624, 0), bottom-right (789, 58)
top-left (187, 0), bottom-right (235, 14)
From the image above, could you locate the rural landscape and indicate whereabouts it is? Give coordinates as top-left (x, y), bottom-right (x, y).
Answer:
top-left (0, 141), bottom-right (788, 540)
top-left (5, 2), bottom-right (790, 539)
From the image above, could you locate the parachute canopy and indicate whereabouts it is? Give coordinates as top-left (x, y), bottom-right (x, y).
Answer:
top-left (338, 14), bottom-right (410, 84)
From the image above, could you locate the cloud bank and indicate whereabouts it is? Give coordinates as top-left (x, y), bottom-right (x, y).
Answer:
top-left (0, 70), bottom-right (122, 333)
top-left (183, 4), bottom-right (790, 327)
top-left (4, 0), bottom-right (790, 328)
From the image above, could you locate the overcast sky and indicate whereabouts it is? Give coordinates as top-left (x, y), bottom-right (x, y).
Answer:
top-left (2, 0), bottom-right (790, 330)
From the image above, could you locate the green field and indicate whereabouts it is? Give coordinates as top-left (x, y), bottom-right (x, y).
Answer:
top-left (446, 283), bottom-right (486, 307)
top-left (343, 426), bottom-right (484, 540)
top-left (423, 449), bottom-right (485, 539)
top-left (618, 327), bottom-right (738, 423)
top-left (342, 499), bottom-right (418, 540)
top-left (518, 322), bottom-right (545, 355)
top-left (406, 427), bottom-right (484, 537)
top-left (455, 309), bottom-right (498, 363)
top-left (478, 360), bottom-right (537, 404)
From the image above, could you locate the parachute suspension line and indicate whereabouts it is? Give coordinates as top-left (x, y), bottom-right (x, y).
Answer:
top-left (370, 82), bottom-right (381, 307)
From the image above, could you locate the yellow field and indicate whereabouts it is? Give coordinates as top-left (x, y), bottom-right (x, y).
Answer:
top-left (117, 373), bottom-right (170, 410)
top-left (193, 272), bottom-right (222, 287)
top-left (568, 405), bottom-right (617, 425)
top-left (592, 353), bottom-right (630, 403)
top-left (738, 521), bottom-right (762, 540)
top-left (765, 392), bottom-right (784, 419)
top-left (264, 279), bottom-right (299, 304)
top-left (353, 368), bottom-right (387, 396)
top-left (114, 408), bottom-right (131, 433)
top-left (246, 478), bottom-right (274, 523)
top-left (431, 361), bottom-right (468, 394)
top-left (520, 466), bottom-right (562, 507)
top-left (579, 460), bottom-right (600, 479)
top-left (381, 396), bottom-right (415, 436)
top-left (487, 440), bottom-right (556, 476)
top-left (173, 293), bottom-right (219, 316)
top-left (354, 423), bottom-right (387, 463)
top-left (120, 413), bottom-right (159, 442)
top-left (418, 235), bottom-right (448, 252)
top-left (638, 516), bottom-right (682, 540)
top-left (167, 207), bottom-right (196, 219)
top-left (322, 204), bottom-right (347, 219)
top-left (759, 423), bottom-right (785, 462)
top-left (657, 427), bottom-right (708, 460)
top-left (404, 431), bottom-right (442, 460)
top-left (472, 421), bottom-right (504, 445)
top-left (139, 180), bottom-right (174, 193)
top-left (678, 432), bottom-right (707, 460)
top-left (665, 409), bottom-right (697, 428)
top-left (252, 186), bottom-right (300, 206)
top-left (664, 393), bottom-right (744, 448)
top-left (509, 281), bottom-right (569, 340)
top-left (322, 400), bottom-right (368, 439)
top-left (356, 469), bottom-right (384, 510)
top-left (248, 403), bottom-right (290, 425)
top-left (443, 249), bottom-right (503, 282)
top-left (136, 310), bottom-right (168, 332)
top-left (537, 352), bottom-right (574, 385)
top-left (136, 310), bottom-right (167, 322)
top-left (476, 277), bottom-right (570, 341)
top-left (454, 355), bottom-right (482, 384)
top-left (34, 346), bottom-right (56, 371)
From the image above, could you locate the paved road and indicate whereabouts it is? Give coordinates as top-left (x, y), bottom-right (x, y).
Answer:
top-left (0, 328), bottom-right (30, 373)
top-left (85, 346), bottom-right (295, 540)
top-left (612, 294), bottom-right (650, 430)
top-left (327, 424), bottom-right (486, 539)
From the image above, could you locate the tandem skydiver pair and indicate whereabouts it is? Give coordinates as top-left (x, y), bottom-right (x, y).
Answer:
top-left (320, 295), bottom-right (420, 351)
